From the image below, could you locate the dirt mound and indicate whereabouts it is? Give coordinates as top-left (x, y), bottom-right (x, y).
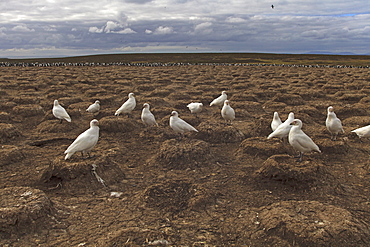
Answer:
top-left (99, 116), bottom-right (137, 133)
top-left (196, 120), bottom-right (245, 143)
top-left (144, 180), bottom-right (192, 212)
top-left (236, 137), bottom-right (292, 159)
top-left (0, 187), bottom-right (55, 237)
top-left (0, 112), bottom-right (11, 123)
top-left (342, 116), bottom-right (370, 128)
top-left (40, 156), bottom-right (126, 193)
top-left (0, 123), bottom-right (22, 141)
top-left (153, 139), bottom-right (212, 169)
top-left (144, 180), bottom-right (215, 213)
top-left (254, 154), bottom-right (331, 189)
top-left (0, 145), bottom-right (25, 167)
top-left (316, 139), bottom-right (350, 155)
top-left (270, 93), bottom-right (305, 105)
top-left (99, 227), bottom-right (173, 247)
top-left (36, 120), bottom-right (79, 133)
top-left (258, 200), bottom-right (370, 246)
top-left (242, 117), bottom-right (272, 138)
top-left (11, 104), bottom-right (45, 118)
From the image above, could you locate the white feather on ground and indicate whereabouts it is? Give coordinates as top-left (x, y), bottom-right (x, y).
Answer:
top-left (271, 112), bottom-right (282, 131)
top-left (169, 111), bottom-right (198, 136)
top-left (267, 112), bottom-right (294, 140)
top-left (351, 125), bottom-right (370, 140)
top-left (288, 119), bottom-right (321, 162)
top-left (52, 100), bottom-right (71, 123)
top-left (187, 102), bottom-right (203, 114)
top-left (86, 100), bottom-right (100, 114)
top-left (221, 100), bottom-right (235, 124)
top-left (210, 91), bottom-right (227, 106)
top-left (64, 119), bottom-right (100, 160)
top-left (115, 93), bottom-right (136, 116)
top-left (325, 106), bottom-right (344, 140)
top-left (141, 103), bottom-right (158, 127)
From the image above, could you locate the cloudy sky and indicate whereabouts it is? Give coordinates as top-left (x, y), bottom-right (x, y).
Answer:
top-left (0, 0), bottom-right (369, 58)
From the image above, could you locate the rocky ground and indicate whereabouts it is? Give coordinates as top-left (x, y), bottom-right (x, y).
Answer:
top-left (0, 56), bottom-right (370, 246)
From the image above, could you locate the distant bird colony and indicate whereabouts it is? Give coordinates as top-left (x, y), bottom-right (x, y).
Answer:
top-left (55, 90), bottom-right (367, 162)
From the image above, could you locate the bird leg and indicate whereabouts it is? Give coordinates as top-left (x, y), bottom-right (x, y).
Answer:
top-left (331, 134), bottom-right (337, 141)
top-left (59, 119), bottom-right (63, 124)
top-left (177, 133), bottom-right (184, 141)
top-left (295, 152), bottom-right (304, 162)
top-left (293, 151), bottom-right (301, 159)
top-left (87, 152), bottom-right (95, 158)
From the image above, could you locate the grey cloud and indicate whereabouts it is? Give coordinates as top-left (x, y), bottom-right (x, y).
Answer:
top-left (123, 0), bottom-right (153, 3)
top-left (1, 0), bottom-right (370, 57)
top-left (12, 25), bottom-right (35, 32)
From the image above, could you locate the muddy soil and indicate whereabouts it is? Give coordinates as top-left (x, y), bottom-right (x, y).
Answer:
top-left (0, 62), bottom-right (370, 246)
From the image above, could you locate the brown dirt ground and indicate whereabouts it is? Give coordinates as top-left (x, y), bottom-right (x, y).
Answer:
top-left (0, 58), bottom-right (370, 246)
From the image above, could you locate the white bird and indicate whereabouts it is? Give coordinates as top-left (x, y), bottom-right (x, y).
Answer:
top-left (221, 100), bottom-right (235, 124)
top-left (289, 119), bottom-right (321, 162)
top-left (169, 111), bottom-right (198, 138)
top-left (271, 112), bottom-right (282, 131)
top-left (141, 103), bottom-right (158, 127)
top-left (64, 119), bottom-right (100, 160)
top-left (351, 125), bottom-right (370, 140)
top-left (267, 112), bottom-right (295, 141)
top-left (115, 92), bottom-right (136, 117)
top-left (326, 106), bottom-right (344, 141)
top-left (52, 99), bottom-right (71, 123)
top-left (187, 102), bottom-right (203, 115)
top-left (86, 100), bottom-right (100, 114)
top-left (210, 91), bottom-right (227, 106)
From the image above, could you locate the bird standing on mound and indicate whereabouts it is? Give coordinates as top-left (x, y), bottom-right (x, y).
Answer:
top-left (64, 119), bottom-right (100, 160)
top-left (86, 100), bottom-right (100, 115)
top-left (115, 93), bottom-right (136, 117)
top-left (267, 112), bottom-right (294, 142)
top-left (326, 106), bottom-right (344, 141)
top-left (289, 119), bottom-right (321, 162)
top-left (271, 112), bottom-right (282, 131)
top-left (351, 125), bottom-right (370, 141)
top-left (221, 100), bottom-right (235, 124)
top-left (187, 102), bottom-right (203, 116)
top-left (169, 111), bottom-right (198, 138)
top-left (210, 91), bottom-right (227, 106)
top-left (53, 100), bottom-right (71, 123)
top-left (141, 103), bottom-right (158, 127)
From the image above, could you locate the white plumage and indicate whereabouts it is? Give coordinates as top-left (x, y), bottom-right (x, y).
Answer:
top-left (325, 106), bottom-right (344, 140)
top-left (115, 93), bottom-right (136, 116)
top-left (141, 103), bottom-right (158, 127)
top-left (271, 112), bottom-right (282, 131)
top-left (288, 119), bottom-right (321, 162)
top-left (86, 100), bottom-right (100, 114)
top-left (210, 91), bottom-right (227, 106)
top-left (64, 119), bottom-right (100, 160)
top-left (52, 99), bottom-right (71, 123)
top-left (187, 102), bottom-right (203, 114)
top-left (267, 112), bottom-right (294, 140)
top-left (221, 100), bottom-right (235, 124)
top-left (351, 125), bottom-right (370, 140)
top-left (169, 111), bottom-right (198, 136)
